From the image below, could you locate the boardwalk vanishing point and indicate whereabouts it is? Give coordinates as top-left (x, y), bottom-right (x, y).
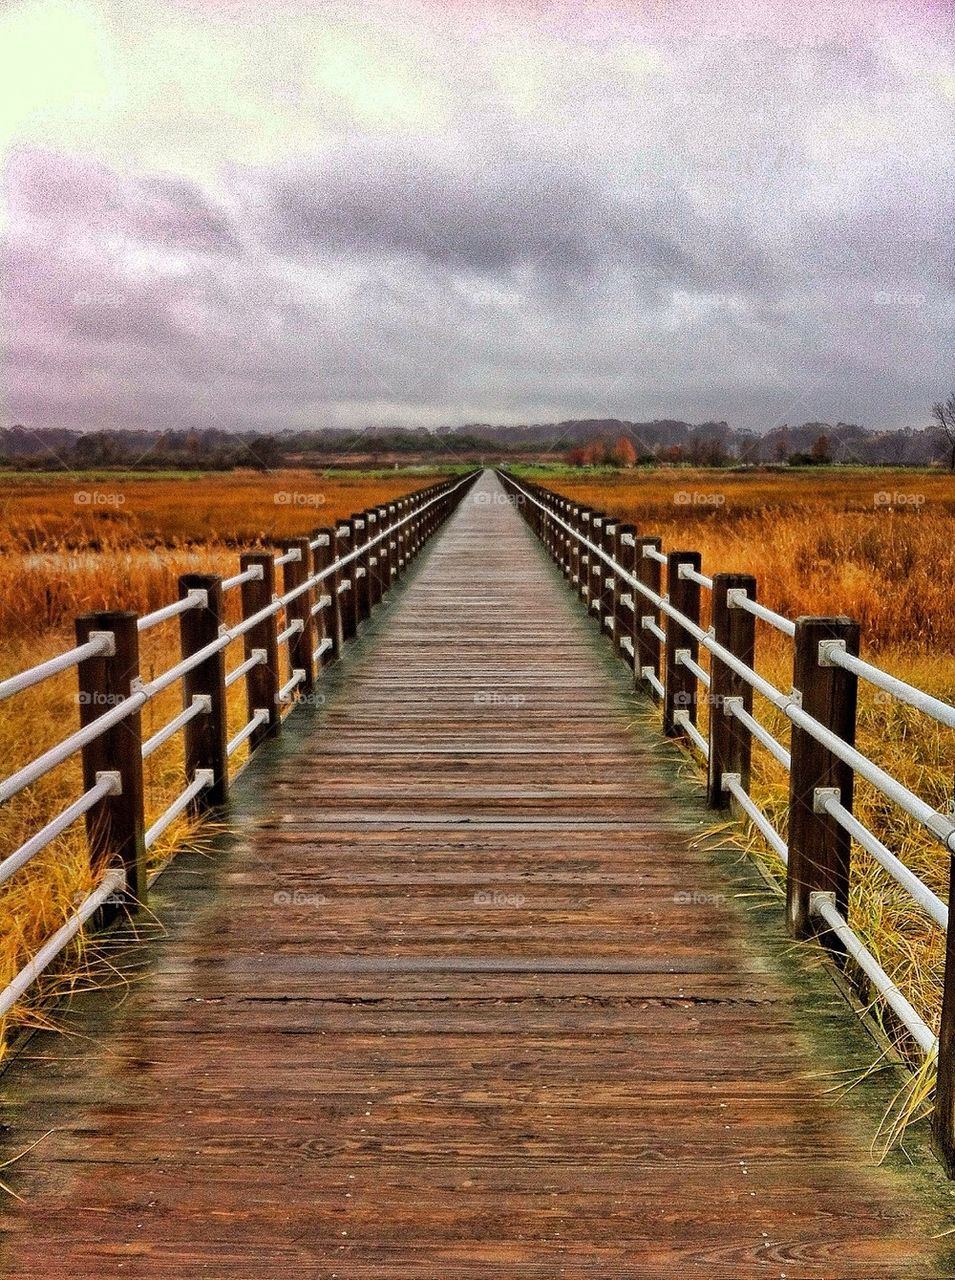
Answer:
top-left (0, 470), bottom-right (953, 1277)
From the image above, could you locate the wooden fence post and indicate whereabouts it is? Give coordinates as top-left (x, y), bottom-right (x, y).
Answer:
top-left (239, 552), bottom-right (280, 749)
top-left (559, 500), bottom-right (572, 579)
top-left (578, 510), bottom-right (592, 604)
top-left (384, 505), bottom-right (397, 586)
top-left (615, 523), bottom-right (637, 665)
top-left (75, 610), bottom-right (147, 905)
top-left (178, 574), bottom-right (228, 811)
top-left (634, 536), bottom-right (663, 698)
top-left (601, 518), bottom-right (619, 649)
top-left (337, 524), bottom-right (356, 641)
top-left (374, 506), bottom-right (389, 602)
top-left (280, 537), bottom-right (315, 696)
top-left (934, 864), bottom-right (955, 1172)
top-left (365, 510), bottom-right (381, 609)
top-left (589, 514), bottom-right (605, 617)
top-left (395, 500), bottom-right (407, 573)
top-left (707, 573), bottom-right (756, 808)
top-left (349, 514), bottom-right (369, 628)
top-left (311, 528), bottom-right (337, 663)
top-left (664, 551), bottom-right (701, 737)
top-left (786, 616), bottom-right (859, 941)
top-left (568, 505), bottom-right (581, 587)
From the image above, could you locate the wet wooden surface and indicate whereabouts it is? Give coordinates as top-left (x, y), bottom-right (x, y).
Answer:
top-left (0, 470), bottom-right (951, 1277)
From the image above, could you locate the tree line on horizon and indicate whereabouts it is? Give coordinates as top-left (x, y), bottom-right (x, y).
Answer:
top-left (1, 414), bottom-right (953, 470)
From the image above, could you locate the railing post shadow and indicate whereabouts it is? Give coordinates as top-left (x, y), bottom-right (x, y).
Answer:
top-left (707, 573), bottom-right (756, 808)
top-left (178, 573), bottom-right (229, 811)
top-left (239, 552), bottom-right (280, 749)
top-left (785, 616), bottom-right (859, 944)
top-left (664, 551), bottom-right (701, 737)
top-left (75, 610), bottom-right (147, 907)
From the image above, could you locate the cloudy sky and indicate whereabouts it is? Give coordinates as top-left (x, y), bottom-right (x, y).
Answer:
top-left (1, 0), bottom-right (952, 435)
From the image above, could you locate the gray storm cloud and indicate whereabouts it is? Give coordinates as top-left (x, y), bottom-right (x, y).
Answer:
top-left (2, 6), bottom-right (952, 434)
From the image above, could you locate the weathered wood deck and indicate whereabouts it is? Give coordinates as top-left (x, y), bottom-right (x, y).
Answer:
top-left (0, 470), bottom-right (951, 1276)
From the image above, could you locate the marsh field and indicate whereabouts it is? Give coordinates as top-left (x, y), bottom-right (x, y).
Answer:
top-left (1, 461), bottom-right (954, 1081)
top-left (517, 463), bottom-right (955, 1079)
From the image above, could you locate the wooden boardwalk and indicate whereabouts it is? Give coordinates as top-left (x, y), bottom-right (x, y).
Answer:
top-left (0, 470), bottom-right (950, 1276)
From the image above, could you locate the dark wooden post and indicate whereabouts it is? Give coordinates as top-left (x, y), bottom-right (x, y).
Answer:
top-left (602, 517), bottom-right (619, 648)
top-left (559, 500), bottom-right (572, 579)
top-left (178, 574), bottom-right (228, 810)
top-left (337, 524), bottom-right (356, 640)
top-left (374, 506), bottom-right (389, 602)
top-left (239, 552), bottom-right (280, 749)
top-left (365, 510), bottom-right (381, 608)
top-left (615, 524), bottom-right (637, 664)
top-left (407, 501), bottom-right (418, 561)
top-left (75, 611), bottom-right (147, 905)
top-left (934, 855), bottom-right (955, 1172)
top-left (311, 528), bottom-right (338, 663)
top-left (569, 506), bottom-right (581, 588)
top-left (634, 536), bottom-right (663, 698)
top-left (395, 500), bottom-right (406, 574)
top-left (589, 513), bottom-right (605, 615)
top-left (578, 510), bottom-right (592, 604)
top-left (382, 504), bottom-right (395, 587)
top-left (786, 616), bottom-right (859, 940)
top-left (349, 514), bottom-right (370, 628)
top-left (280, 537), bottom-right (315, 696)
top-left (663, 551), bottom-right (701, 737)
top-left (707, 573), bottom-right (756, 808)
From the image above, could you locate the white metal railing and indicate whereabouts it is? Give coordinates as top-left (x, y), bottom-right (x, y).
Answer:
top-left (0, 633), bottom-right (114, 704)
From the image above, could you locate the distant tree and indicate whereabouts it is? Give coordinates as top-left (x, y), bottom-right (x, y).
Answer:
top-left (609, 436), bottom-right (637, 467)
top-left (810, 434), bottom-right (832, 464)
top-left (694, 438), bottom-right (728, 467)
top-left (238, 435), bottom-right (284, 471)
top-left (931, 393), bottom-right (955, 470)
top-left (657, 444), bottom-right (686, 465)
top-left (565, 446), bottom-right (588, 466)
top-left (72, 431), bottom-right (127, 467)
